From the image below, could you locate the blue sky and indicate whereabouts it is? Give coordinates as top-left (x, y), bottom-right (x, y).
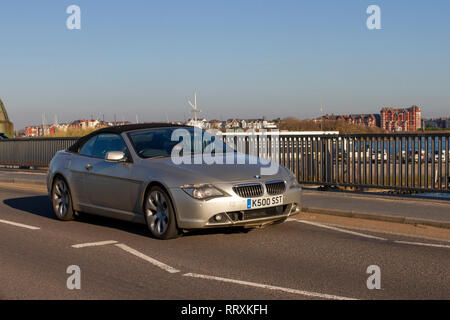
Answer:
top-left (1, 0), bottom-right (449, 129)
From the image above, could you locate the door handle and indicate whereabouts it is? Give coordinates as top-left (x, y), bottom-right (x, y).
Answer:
top-left (85, 163), bottom-right (93, 170)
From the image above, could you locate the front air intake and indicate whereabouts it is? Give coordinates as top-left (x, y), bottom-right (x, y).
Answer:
top-left (232, 183), bottom-right (264, 198)
top-left (265, 180), bottom-right (286, 195)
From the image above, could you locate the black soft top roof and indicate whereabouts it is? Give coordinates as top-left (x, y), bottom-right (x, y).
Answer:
top-left (68, 123), bottom-right (190, 153)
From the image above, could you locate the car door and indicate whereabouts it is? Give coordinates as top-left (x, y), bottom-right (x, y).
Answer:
top-left (69, 135), bottom-right (99, 209)
top-left (84, 133), bottom-right (137, 213)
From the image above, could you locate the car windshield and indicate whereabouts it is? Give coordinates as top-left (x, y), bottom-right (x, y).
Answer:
top-left (128, 127), bottom-right (234, 159)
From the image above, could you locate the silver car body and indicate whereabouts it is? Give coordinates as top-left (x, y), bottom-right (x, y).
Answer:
top-left (47, 125), bottom-right (302, 230)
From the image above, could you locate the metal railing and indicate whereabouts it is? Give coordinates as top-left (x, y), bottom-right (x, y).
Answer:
top-left (225, 132), bottom-right (450, 193)
top-left (0, 137), bottom-right (78, 167)
top-left (292, 133), bottom-right (450, 192)
top-left (0, 133), bottom-right (449, 192)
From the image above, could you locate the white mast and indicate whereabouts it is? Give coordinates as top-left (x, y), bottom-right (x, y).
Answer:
top-left (320, 95), bottom-right (324, 131)
top-left (188, 92), bottom-right (201, 122)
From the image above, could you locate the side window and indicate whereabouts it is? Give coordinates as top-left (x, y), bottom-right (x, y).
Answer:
top-left (91, 133), bottom-right (129, 159)
top-left (79, 136), bottom-right (98, 157)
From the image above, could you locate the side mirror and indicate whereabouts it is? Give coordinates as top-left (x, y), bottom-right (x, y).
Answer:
top-left (105, 151), bottom-right (127, 162)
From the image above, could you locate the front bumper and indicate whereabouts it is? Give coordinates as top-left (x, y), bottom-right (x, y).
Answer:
top-left (169, 184), bottom-right (302, 229)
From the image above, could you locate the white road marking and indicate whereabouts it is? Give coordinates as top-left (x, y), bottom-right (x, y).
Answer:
top-left (183, 272), bottom-right (357, 300)
top-left (71, 240), bottom-right (118, 248)
top-left (115, 243), bottom-right (180, 274)
top-left (290, 219), bottom-right (450, 249)
top-left (394, 240), bottom-right (450, 249)
top-left (0, 218), bottom-right (40, 230)
top-left (288, 219), bottom-right (387, 241)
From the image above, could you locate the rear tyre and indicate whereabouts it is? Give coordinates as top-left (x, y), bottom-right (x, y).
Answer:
top-left (51, 177), bottom-right (74, 221)
top-left (144, 186), bottom-right (180, 240)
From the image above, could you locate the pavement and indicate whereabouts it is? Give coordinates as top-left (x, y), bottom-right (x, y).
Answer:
top-left (302, 189), bottom-right (450, 228)
top-left (0, 185), bottom-right (449, 299)
top-left (0, 168), bottom-right (47, 185)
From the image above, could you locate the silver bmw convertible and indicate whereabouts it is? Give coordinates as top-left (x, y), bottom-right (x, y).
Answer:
top-left (47, 124), bottom-right (302, 239)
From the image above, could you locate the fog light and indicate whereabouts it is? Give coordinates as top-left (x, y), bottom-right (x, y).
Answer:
top-left (290, 204), bottom-right (297, 213)
top-left (208, 213), bottom-right (230, 224)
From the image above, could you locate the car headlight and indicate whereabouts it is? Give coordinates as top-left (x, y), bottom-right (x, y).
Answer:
top-left (182, 184), bottom-right (226, 200)
top-left (286, 170), bottom-right (301, 189)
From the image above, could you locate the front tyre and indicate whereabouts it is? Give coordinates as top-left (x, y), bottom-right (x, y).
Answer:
top-left (144, 186), bottom-right (180, 240)
top-left (51, 177), bottom-right (74, 221)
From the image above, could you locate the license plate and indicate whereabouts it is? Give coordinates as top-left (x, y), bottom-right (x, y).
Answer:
top-left (247, 195), bottom-right (283, 209)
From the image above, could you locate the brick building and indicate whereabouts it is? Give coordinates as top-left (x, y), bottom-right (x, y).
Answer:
top-left (380, 106), bottom-right (421, 132)
top-left (25, 126), bottom-right (41, 137)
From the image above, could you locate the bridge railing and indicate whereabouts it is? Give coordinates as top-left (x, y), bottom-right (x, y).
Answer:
top-left (0, 133), bottom-right (449, 192)
top-left (285, 133), bottom-right (449, 192)
top-left (224, 132), bottom-right (450, 193)
top-left (0, 137), bottom-right (78, 168)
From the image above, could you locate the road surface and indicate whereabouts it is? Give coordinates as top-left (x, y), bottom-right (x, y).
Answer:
top-left (0, 185), bottom-right (449, 300)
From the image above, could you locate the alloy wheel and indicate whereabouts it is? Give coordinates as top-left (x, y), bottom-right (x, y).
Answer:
top-left (53, 179), bottom-right (69, 218)
top-left (145, 190), bottom-right (170, 236)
